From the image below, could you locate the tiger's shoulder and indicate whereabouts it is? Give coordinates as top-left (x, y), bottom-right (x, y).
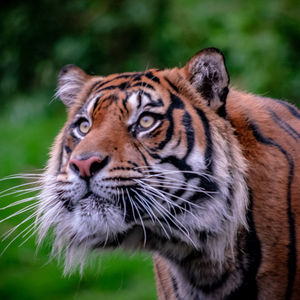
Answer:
top-left (226, 88), bottom-right (300, 159)
top-left (226, 88), bottom-right (300, 298)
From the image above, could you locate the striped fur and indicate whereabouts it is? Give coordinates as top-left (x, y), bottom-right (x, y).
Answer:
top-left (37, 48), bottom-right (300, 299)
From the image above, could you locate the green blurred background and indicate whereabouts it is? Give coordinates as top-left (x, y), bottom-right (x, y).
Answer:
top-left (0, 0), bottom-right (299, 299)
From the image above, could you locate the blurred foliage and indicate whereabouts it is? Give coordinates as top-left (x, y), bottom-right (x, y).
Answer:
top-left (0, 0), bottom-right (299, 299)
top-left (1, 0), bottom-right (300, 104)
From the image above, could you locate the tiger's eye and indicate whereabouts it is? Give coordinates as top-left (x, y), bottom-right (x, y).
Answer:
top-left (79, 120), bottom-right (90, 134)
top-left (139, 115), bottom-right (155, 129)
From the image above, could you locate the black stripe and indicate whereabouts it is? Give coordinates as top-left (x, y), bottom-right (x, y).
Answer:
top-left (164, 77), bottom-right (179, 93)
top-left (110, 166), bottom-right (137, 172)
top-left (160, 156), bottom-right (192, 177)
top-left (115, 73), bottom-right (142, 80)
top-left (228, 189), bottom-right (261, 299)
top-left (102, 176), bottom-right (142, 181)
top-left (195, 108), bottom-right (214, 173)
top-left (87, 79), bottom-right (104, 95)
top-left (93, 95), bottom-right (115, 113)
top-left (173, 131), bottom-right (182, 148)
top-left (275, 99), bottom-right (300, 120)
top-left (269, 109), bottom-right (300, 140)
top-left (132, 142), bottom-right (149, 166)
top-left (93, 72), bottom-right (160, 94)
top-left (93, 96), bottom-right (101, 111)
top-left (132, 74), bottom-right (142, 81)
top-left (91, 78), bottom-right (118, 93)
top-left (187, 175), bottom-right (218, 202)
top-left (91, 73), bottom-right (144, 94)
top-left (144, 98), bottom-right (164, 109)
top-left (151, 129), bottom-right (162, 138)
top-left (98, 84), bottom-right (120, 91)
top-left (127, 160), bottom-right (139, 168)
top-left (136, 92), bottom-right (142, 109)
top-left (116, 73), bottom-right (143, 79)
top-left (131, 82), bottom-right (155, 90)
top-left (181, 111), bottom-right (195, 159)
top-left (155, 93), bottom-right (184, 151)
top-left (64, 145), bottom-right (72, 154)
top-left (99, 81), bottom-right (131, 91)
top-left (170, 92), bottom-right (185, 110)
top-left (144, 72), bottom-right (161, 84)
top-left (148, 122), bottom-right (164, 138)
top-left (199, 272), bottom-right (230, 294)
top-left (140, 90), bottom-right (164, 108)
top-left (122, 95), bottom-right (129, 114)
top-left (248, 120), bottom-right (296, 299)
top-left (171, 275), bottom-right (182, 300)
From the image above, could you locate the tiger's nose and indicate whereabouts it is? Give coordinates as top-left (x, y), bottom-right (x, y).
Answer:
top-left (69, 156), bottom-right (109, 178)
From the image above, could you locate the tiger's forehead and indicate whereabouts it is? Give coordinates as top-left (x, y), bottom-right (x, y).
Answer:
top-left (80, 70), bottom-right (170, 116)
top-left (69, 68), bottom-right (183, 124)
top-left (88, 69), bottom-right (162, 94)
top-left (85, 88), bottom-right (168, 124)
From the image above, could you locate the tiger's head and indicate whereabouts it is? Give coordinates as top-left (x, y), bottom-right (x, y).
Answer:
top-left (37, 48), bottom-right (248, 272)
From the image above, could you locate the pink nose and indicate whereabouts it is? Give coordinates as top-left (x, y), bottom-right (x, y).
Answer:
top-left (69, 156), bottom-right (102, 178)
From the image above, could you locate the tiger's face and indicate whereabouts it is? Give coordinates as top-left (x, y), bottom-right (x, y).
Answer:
top-left (37, 48), bottom-right (248, 271)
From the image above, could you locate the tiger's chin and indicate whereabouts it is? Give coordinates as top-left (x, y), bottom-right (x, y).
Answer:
top-left (91, 226), bottom-right (146, 250)
top-left (42, 192), bottom-right (149, 271)
top-left (53, 222), bottom-right (147, 273)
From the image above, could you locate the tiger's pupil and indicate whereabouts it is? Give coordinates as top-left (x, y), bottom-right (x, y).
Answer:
top-left (79, 121), bottom-right (90, 134)
top-left (139, 115), bottom-right (155, 129)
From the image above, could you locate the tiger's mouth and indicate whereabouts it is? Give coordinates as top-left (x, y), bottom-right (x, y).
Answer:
top-left (81, 191), bottom-right (116, 204)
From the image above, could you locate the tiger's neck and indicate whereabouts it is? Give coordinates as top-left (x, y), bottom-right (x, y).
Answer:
top-left (153, 238), bottom-right (240, 299)
top-left (153, 195), bottom-right (261, 300)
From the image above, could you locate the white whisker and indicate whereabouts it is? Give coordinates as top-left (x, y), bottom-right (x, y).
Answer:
top-left (2, 210), bottom-right (38, 240)
top-left (150, 200), bottom-right (197, 247)
top-left (0, 186), bottom-right (40, 199)
top-left (125, 188), bottom-right (137, 223)
top-left (19, 224), bottom-right (37, 247)
top-left (145, 170), bottom-right (215, 181)
top-left (136, 179), bottom-right (201, 213)
top-left (0, 202), bottom-right (38, 223)
top-left (142, 177), bottom-right (216, 195)
top-left (136, 183), bottom-right (198, 248)
top-left (1, 211), bottom-right (36, 241)
top-left (134, 166), bottom-right (215, 180)
top-left (120, 188), bottom-right (127, 221)
top-left (0, 196), bottom-right (37, 210)
top-left (0, 181), bottom-right (41, 196)
top-left (126, 189), bottom-right (147, 246)
top-left (132, 191), bottom-right (155, 224)
top-left (134, 191), bottom-right (171, 239)
top-left (0, 173), bottom-right (43, 181)
top-left (1, 218), bottom-right (36, 256)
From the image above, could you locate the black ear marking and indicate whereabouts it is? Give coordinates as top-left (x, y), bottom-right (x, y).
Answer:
top-left (56, 64), bottom-right (89, 108)
top-left (185, 47), bottom-right (230, 116)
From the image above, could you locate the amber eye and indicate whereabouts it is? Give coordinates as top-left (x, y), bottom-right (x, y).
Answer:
top-left (139, 115), bottom-right (155, 129)
top-left (78, 120), bottom-right (90, 134)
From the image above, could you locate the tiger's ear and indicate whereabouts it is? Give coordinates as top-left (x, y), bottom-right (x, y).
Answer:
top-left (56, 64), bottom-right (89, 108)
top-left (183, 48), bottom-right (229, 116)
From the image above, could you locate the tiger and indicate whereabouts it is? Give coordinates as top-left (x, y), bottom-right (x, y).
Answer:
top-left (36, 47), bottom-right (300, 299)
